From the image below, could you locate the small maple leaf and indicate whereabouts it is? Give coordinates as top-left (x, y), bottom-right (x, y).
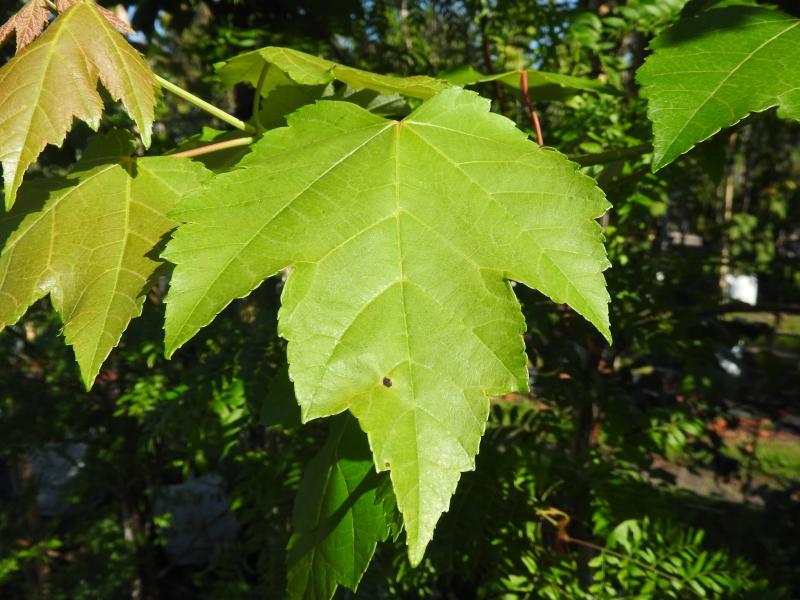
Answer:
top-left (0, 1), bottom-right (155, 208)
top-left (0, 0), bottom-right (51, 52)
top-left (56, 0), bottom-right (133, 34)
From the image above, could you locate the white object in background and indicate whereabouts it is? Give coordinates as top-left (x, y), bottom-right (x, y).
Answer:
top-left (723, 273), bottom-right (758, 305)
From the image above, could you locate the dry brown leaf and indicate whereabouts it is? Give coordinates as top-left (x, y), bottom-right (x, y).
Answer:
top-left (0, 0), bottom-right (52, 52)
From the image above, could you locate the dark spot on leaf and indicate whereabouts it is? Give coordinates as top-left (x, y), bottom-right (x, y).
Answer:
top-left (384, 461), bottom-right (391, 469)
top-left (382, 377), bottom-right (392, 388)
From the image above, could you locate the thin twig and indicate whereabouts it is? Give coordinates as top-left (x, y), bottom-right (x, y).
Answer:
top-left (169, 137), bottom-right (253, 159)
top-left (537, 508), bottom-right (703, 597)
top-left (520, 70), bottom-right (544, 146)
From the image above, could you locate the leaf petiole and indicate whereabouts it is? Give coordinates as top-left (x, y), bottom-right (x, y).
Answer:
top-left (252, 64), bottom-right (269, 131)
top-left (520, 70), bottom-right (544, 146)
top-left (155, 74), bottom-right (258, 135)
top-left (169, 137), bottom-right (254, 159)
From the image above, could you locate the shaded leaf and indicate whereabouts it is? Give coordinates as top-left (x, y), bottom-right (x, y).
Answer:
top-left (255, 66), bottom-right (409, 131)
top-left (0, 131), bottom-right (210, 387)
top-left (440, 65), bottom-right (619, 101)
top-left (680, 0), bottom-right (759, 18)
top-left (254, 66), bottom-right (330, 130)
top-left (256, 365), bottom-right (302, 429)
top-left (327, 86), bottom-right (409, 117)
top-left (217, 45), bottom-right (450, 100)
top-left (162, 88), bottom-right (610, 563)
top-left (637, 6), bottom-right (800, 170)
top-left (287, 414), bottom-right (392, 600)
top-left (0, 0), bottom-right (51, 52)
top-left (0, 1), bottom-right (156, 208)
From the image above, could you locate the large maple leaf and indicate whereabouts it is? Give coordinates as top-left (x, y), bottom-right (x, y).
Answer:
top-left (162, 88), bottom-right (610, 563)
top-left (0, 0), bottom-right (156, 208)
top-left (637, 6), bottom-right (800, 170)
top-left (0, 132), bottom-right (210, 387)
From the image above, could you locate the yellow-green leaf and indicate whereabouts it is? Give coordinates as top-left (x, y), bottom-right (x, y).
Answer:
top-left (637, 7), bottom-right (800, 170)
top-left (162, 88), bottom-right (610, 563)
top-left (0, 131), bottom-right (210, 387)
top-left (217, 45), bottom-right (450, 100)
top-left (0, 0), bottom-right (157, 208)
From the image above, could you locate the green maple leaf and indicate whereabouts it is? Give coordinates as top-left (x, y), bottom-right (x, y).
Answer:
top-left (217, 45), bottom-right (450, 100)
top-left (637, 6), bottom-right (800, 170)
top-left (162, 88), bottom-right (610, 563)
top-left (439, 65), bottom-right (619, 100)
top-left (218, 46), bottom-right (614, 114)
top-left (287, 414), bottom-right (393, 600)
top-left (0, 131), bottom-right (210, 388)
top-left (252, 66), bottom-right (409, 132)
top-left (0, 0), bottom-right (157, 208)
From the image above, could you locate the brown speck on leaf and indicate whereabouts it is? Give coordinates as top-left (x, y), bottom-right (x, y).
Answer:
top-left (382, 377), bottom-right (392, 388)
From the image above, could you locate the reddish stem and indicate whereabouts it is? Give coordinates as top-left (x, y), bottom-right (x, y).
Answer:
top-left (520, 70), bottom-right (544, 146)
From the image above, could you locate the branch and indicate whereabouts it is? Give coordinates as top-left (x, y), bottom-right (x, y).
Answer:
top-left (570, 142), bottom-right (653, 167)
top-left (705, 303), bottom-right (800, 316)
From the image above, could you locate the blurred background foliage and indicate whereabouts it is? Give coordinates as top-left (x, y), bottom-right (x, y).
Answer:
top-left (0, 0), bottom-right (798, 598)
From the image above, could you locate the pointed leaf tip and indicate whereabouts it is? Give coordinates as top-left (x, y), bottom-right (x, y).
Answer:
top-left (638, 6), bottom-right (800, 170)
